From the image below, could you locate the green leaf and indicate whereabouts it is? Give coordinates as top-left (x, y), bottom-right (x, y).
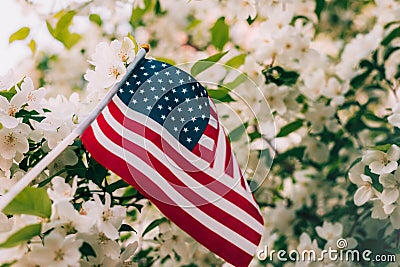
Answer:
top-left (142, 217), bottom-right (168, 237)
top-left (315, 0), bottom-right (326, 19)
top-left (381, 27), bottom-right (400, 46)
top-left (263, 66), bottom-right (299, 86)
top-left (384, 20), bottom-right (400, 29)
top-left (3, 187), bottom-right (52, 218)
top-left (276, 146), bottom-right (305, 162)
top-left (15, 109), bottom-right (45, 122)
top-left (119, 223), bottom-right (137, 233)
top-left (156, 57), bottom-right (176, 66)
top-left (185, 18), bottom-right (201, 31)
top-left (228, 122), bottom-right (248, 142)
top-left (106, 179), bottom-right (129, 193)
top-left (61, 32), bottom-right (81, 49)
top-left (276, 120), bottom-right (303, 137)
top-left (54, 11), bottom-right (76, 37)
top-left (225, 54), bottom-right (246, 69)
top-left (350, 70), bottom-right (371, 88)
top-left (223, 73), bottom-right (247, 90)
top-left (208, 89), bottom-right (235, 102)
top-left (369, 144), bottom-right (392, 152)
top-left (0, 224), bottom-right (41, 248)
top-left (86, 157), bottom-right (108, 187)
top-left (190, 50), bottom-right (229, 76)
top-left (359, 59), bottom-right (373, 70)
top-left (363, 111), bottom-right (383, 122)
top-left (384, 46), bottom-right (400, 60)
top-left (130, 0), bottom-right (153, 27)
top-left (46, 11), bottom-right (81, 49)
top-left (0, 86), bottom-right (17, 101)
top-left (0, 261), bottom-right (17, 267)
top-left (246, 16), bottom-right (257, 25)
top-left (89, 14), bottom-right (102, 26)
top-left (290, 15), bottom-right (310, 26)
top-left (210, 17), bottom-right (229, 51)
top-left (9, 27), bottom-right (30, 43)
top-left (124, 186), bottom-right (138, 197)
top-left (127, 32), bottom-right (139, 54)
top-left (79, 242), bottom-right (97, 257)
top-left (154, 0), bottom-right (166, 15)
top-left (345, 114), bottom-right (367, 133)
top-left (28, 39), bottom-right (36, 54)
top-left (46, 21), bottom-right (55, 36)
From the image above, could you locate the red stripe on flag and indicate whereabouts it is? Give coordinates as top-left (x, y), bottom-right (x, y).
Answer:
top-left (192, 142), bottom-right (214, 163)
top-left (224, 135), bottom-right (235, 178)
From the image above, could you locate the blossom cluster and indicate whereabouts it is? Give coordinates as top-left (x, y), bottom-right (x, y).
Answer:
top-left (0, 176), bottom-right (135, 266)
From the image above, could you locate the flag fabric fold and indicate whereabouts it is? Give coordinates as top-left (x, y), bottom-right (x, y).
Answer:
top-left (81, 58), bottom-right (264, 266)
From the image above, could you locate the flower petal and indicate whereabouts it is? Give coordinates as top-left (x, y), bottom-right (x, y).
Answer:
top-left (384, 203), bottom-right (396, 215)
top-left (381, 161), bottom-right (398, 174)
top-left (20, 77), bottom-right (34, 92)
top-left (379, 173), bottom-right (396, 188)
top-left (369, 161), bottom-right (384, 174)
top-left (0, 114), bottom-right (18, 129)
top-left (382, 188), bottom-right (399, 205)
top-left (371, 200), bottom-right (388, 219)
top-left (101, 221), bottom-right (119, 240)
top-left (360, 174), bottom-right (372, 183)
top-left (388, 145), bottom-right (400, 161)
top-left (390, 207), bottom-right (400, 229)
top-left (354, 185), bottom-right (373, 206)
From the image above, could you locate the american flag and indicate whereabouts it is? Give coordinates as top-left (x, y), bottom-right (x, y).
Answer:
top-left (81, 58), bottom-right (264, 266)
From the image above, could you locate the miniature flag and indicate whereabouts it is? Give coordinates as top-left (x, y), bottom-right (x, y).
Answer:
top-left (81, 58), bottom-right (264, 266)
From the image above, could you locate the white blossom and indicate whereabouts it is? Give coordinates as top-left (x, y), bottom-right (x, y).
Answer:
top-left (110, 37), bottom-right (135, 64)
top-left (33, 94), bottom-right (78, 149)
top-left (261, 83), bottom-right (289, 115)
top-left (295, 233), bottom-right (321, 266)
top-left (371, 198), bottom-right (388, 220)
top-left (0, 124), bottom-right (30, 171)
top-left (303, 136), bottom-right (329, 164)
top-left (0, 92), bottom-right (25, 129)
top-left (225, 0), bottom-right (257, 21)
top-left (362, 145), bottom-right (400, 175)
top-left (47, 176), bottom-right (78, 203)
top-left (84, 193), bottom-right (126, 240)
top-left (322, 78), bottom-right (349, 106)
top-left (84, 39), bottom-right (133, 92)
top-left (28, 232), bottom-right (83, 267)
top-left (349, 162), bottom-right (375, 206)
top-left (316, 221), bottom-right (357, 250)
top-left (19, 77), bottom-right (46, 112)
top-left (47, 201), bottom-right (94, 234)
top-left (379, 168), bottom-right (400, 205)
top-left (305, 103), bottom-right (336, 133)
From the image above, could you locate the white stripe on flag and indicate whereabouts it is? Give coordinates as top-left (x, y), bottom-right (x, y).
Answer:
top-left (198, 135), bottom-right (215, 150)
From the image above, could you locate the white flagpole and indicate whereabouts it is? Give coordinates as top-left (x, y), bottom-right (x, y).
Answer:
top-left (0, 45), bottom-right (149, 212)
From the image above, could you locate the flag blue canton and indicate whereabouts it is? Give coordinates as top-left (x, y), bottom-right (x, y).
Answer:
top-left (117, 59), bottom-right (210, 150)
